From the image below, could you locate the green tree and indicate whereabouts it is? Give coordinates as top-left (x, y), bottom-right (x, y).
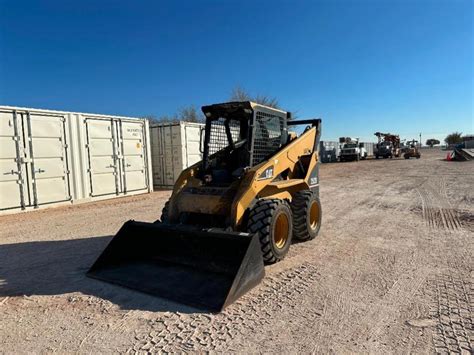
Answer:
top-left (426, 139), bottom-right (440, 147)
top-left (444, 132), bottom-right (463, 145)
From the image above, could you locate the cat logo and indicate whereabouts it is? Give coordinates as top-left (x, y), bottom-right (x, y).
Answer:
top-left (310, 177), bottom-right (318, 186)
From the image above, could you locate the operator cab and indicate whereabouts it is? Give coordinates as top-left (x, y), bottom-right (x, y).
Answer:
top-left (200, 101), bottom-right (288, 186)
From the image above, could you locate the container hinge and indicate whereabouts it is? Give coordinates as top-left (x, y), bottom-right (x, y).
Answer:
top-left (16, 157), bottom-right (32, 164)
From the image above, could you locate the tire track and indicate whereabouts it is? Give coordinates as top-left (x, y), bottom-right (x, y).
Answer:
top-left (127, 263), bottom-right (320, 353)
top-left (416, 178), bottom-right (462, 232)
top-left (434, 177), bottom-right (463, 231)
top-left (428, 273), bottom-right (473, 353)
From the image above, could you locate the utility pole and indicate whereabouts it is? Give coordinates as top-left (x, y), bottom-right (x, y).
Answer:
top-left (419, 133), bottom-right (422, 148)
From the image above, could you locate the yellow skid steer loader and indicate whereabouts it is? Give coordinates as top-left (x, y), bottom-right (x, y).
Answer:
top-left (88, 101), bottom-right (322, 311)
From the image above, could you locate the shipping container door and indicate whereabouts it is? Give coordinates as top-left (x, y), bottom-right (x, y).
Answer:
top-left (24, 113), bottom-right (71, 205)
top-left (150, 127), bottom-right (163, 187)
top-left (0, 111), bottom-right (28, 210)
top-left (86, 119), bottom-right (120, 196)
top-left (170, 125), bottom-right (183, 185)
top-left (120, 121), bottom-right (147, 192)
top-left (183, 124), bottom-right (202, 167)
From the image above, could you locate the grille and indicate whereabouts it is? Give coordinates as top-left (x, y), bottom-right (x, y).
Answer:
top-left (208, 118), bottom-right (241, 155)
top-left (252, 111), bottom-right (285, 165)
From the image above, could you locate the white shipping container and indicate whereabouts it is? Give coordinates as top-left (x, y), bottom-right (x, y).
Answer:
top-left (150, 122), bottom-right (203, 188)
top-left (0, 106), bottom-right (152, 215)
top-left (362, 142), bottom-right (375, 156)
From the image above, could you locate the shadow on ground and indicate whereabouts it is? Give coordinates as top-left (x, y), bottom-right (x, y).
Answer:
top-left (0, 236), bottom-right (203, 314)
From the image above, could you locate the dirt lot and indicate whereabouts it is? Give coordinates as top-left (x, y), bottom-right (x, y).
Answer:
top-left (1, 149), bottom-right (472, 353)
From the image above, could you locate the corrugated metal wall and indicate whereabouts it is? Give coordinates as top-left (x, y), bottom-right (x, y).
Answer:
top-left (0, 106), bottom-right (152, 215)
top-left (150, 122), bottom-right (203, 188)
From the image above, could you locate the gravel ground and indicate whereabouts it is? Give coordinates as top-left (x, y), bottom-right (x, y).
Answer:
top-left (0, 149), bottom-right (473, 353)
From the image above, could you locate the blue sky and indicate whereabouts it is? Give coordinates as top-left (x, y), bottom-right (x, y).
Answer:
top-left (0, 0), bottom-right (472, 142)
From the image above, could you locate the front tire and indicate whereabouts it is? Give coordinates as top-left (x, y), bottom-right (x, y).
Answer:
top-left (247, 199), bottom-right (293, 264)
top-left (291, 191), bottom-right (322, 241)
top-left (160, 200), bottom-right (170, 223)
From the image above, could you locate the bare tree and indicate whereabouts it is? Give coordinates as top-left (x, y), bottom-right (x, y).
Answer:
top-left (230, 86), bottom-right (280, 109)
top-left (230, 86), bottom-right (251, 102)
top-left (141, 114), bottom-right (178, 124)
top-left (141, 105), bottom-right (205, 124)
top-left (177, 105), bottom-right (204, 123)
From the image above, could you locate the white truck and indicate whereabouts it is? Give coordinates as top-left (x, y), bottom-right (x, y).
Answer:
top-left (339, 137), bottom-right (367, 162)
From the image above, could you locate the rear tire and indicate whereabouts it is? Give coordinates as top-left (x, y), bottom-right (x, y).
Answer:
top-left (247, 199), bottom-right (293, 264)
top-left (291, 191), bottom-right (322, 241)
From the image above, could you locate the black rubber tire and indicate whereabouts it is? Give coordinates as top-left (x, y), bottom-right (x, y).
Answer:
top-left (291, 191), bottom-right (322, 241)
top-left (247, 199), bottom-right (293, 264)
top-left (404, 154), bottom-right (409, 159)
top-left (356, 154), bottom-right (360, 161)
top-left (160, 200), bottom-right (170, 223)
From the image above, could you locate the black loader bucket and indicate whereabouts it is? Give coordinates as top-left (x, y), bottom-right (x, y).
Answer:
top-left (87, 221), bottom-right (265, 312)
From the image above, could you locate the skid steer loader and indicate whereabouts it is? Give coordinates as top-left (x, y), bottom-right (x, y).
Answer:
top-left (88, 101), bottom-right (322, 311)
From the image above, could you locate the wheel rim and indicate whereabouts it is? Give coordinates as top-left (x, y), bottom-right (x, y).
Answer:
top-left (309, 201), bottom-right (319, 229)
top-left (274, 212), bottom-right (289, 249)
